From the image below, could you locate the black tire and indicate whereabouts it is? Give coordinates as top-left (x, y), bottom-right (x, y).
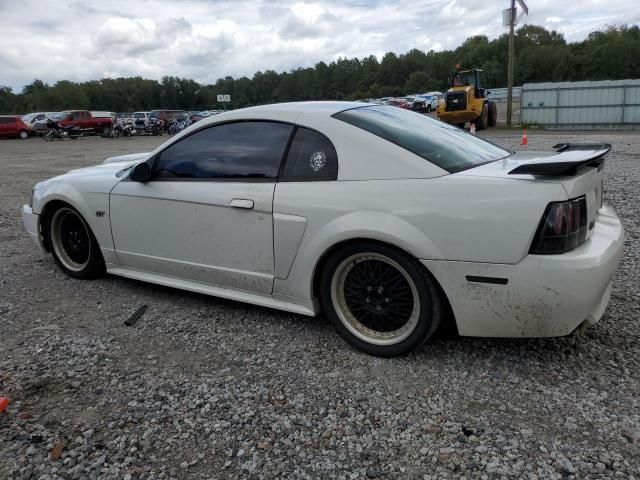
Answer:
top-left (488, 101), bottom-right (498, 127)
top-left (319, 242), bottom-right (442, 357)
top-left (46, 204), bottom-right (105, 279)
top-left (456, 122), bottom-right (466, 129)
top-left (476, 103), bottom-right (488, 130)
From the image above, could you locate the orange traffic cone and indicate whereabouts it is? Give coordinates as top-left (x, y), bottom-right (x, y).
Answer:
top-left (470, 122), bottom-right (476, 135)
top-left (521, 129), bottom-right (528, 146)
top-left (0, 397), bottom-right (9, 413)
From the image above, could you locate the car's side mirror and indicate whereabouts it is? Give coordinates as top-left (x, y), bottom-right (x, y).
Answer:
top-left (130, 162), bottom-right (152, 183)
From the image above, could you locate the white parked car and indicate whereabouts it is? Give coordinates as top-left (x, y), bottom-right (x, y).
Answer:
top-left (22, 112), bottom-right (59, 129)
top-left (25, 112), bottom-right (59, 134)
top-left (22, 102), bottom-right (624, 356)
top-left (131, 111), bottom-right (150, 127)
top-left (423, 91), bottom-right (444, 108)
top-left (416, 94), bottom-right (438, 111)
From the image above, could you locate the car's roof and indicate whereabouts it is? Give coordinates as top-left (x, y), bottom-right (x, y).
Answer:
top-left (237, 101), bottom-right (370, 116)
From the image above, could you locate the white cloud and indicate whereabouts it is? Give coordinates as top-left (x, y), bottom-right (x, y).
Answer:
top-left (0, 0), bottom-right (638, 91)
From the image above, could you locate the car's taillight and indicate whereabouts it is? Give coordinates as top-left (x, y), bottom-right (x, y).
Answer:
top-left (530, 196), bottom-right (588, 254)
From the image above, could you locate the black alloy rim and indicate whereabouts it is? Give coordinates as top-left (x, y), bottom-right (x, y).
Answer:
top-left (343, 259), bottom-right (415, 333)
top-left (59, 212), bottom-right (90, 265)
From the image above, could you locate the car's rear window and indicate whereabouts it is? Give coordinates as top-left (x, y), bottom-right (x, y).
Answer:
top-left (333, 105), bottom-right (510, 173)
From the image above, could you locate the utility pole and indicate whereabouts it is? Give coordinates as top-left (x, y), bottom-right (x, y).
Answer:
top-left (505, 0), bottom-right (528, 128)
top-left (507, 0), bottom-right (515, 128)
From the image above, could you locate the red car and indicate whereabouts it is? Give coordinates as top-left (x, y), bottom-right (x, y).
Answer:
top-left (0, 116), bottom-right (30, 139)
top-left (385, 98), bottom-right (408, 108)
top-left (53, 110), bottom-right (113, 134)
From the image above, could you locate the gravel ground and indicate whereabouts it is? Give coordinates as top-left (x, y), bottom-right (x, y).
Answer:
top-left (0, 131), bottom-right (638, 479)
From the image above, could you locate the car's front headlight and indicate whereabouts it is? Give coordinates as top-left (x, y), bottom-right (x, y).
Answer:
top-left (30, 183), bottom-right (43, 207)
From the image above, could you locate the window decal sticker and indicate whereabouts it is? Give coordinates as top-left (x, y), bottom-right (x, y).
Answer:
top-left (309, 151), bottom-right (327, 172)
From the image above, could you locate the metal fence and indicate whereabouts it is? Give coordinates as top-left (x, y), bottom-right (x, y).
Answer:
top-left (487, 87), bottom-right (521, 102)
top-left (519, 79), bottom-right (640, 129)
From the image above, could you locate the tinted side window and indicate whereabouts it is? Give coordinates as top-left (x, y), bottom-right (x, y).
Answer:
top-left (154, 121), bottom-right (293, 180)
top-left (0, 117), bottom-right (11, 125)
top-left (281, 127), bottom-right (338, 181)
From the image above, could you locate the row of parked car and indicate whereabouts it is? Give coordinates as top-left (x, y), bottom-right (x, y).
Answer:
top-left (0, 109), bottom-right (224, 139)
top-left (1, 95), bottom-right (438, 140)
top-left (358, 92), bottom-right (445, 113)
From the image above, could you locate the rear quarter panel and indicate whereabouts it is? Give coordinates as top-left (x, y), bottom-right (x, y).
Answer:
top-left (273, 176), bottom-right (567, 302)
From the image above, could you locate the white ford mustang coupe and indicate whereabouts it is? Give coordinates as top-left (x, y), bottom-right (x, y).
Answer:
top-left (22, 102), bottom-right (624, 356)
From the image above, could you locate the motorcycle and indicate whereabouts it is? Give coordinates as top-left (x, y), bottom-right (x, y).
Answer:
top-left (147, 118), bottom-right (164, 136)
top-left (135, 118), bottom-right (164, 136)
top-left (167, 117), bottom-right (191, 135)
top-left (43, 119), bottom-right (81, 141)
top-left (102, 122), bottom-right (120, 138)
top-left (121, 120), bottom-right (137, 137)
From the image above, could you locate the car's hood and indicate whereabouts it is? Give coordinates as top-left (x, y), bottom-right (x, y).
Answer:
top-left (66, 159), bottom-right (141, 175)
top-left (103, 151), bottom-right (152, 164)
top-left (35, 159), bottom-right (143, 194)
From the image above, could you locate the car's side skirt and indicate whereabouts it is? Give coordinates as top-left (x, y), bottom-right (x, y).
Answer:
top-left (107, 265), bottom-right (316, 317)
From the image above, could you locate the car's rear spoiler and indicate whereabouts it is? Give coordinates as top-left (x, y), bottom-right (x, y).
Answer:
top-left (508, 143), bottom-right (611, 175)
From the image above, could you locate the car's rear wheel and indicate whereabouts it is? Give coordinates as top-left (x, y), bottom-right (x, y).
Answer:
top-left (48, 206), bottom-right (105, 278)
top-left (19, 130), bottom-right (29, 140)
top-left (320, 242), bottom-right (441, 356)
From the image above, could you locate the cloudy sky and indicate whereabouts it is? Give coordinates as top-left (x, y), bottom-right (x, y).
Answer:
top-left (1, 0), bottom-right (638, 91)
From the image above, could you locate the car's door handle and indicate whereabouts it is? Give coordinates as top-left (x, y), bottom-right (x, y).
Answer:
top-left (229, 198), bottom-right (254, 209)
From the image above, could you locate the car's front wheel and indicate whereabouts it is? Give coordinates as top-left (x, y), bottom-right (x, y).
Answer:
top-left (19, 130), bottom-right (29, 139)
top-left (48, 205), bottom-right (105, 279)
top-left (320, 242), bottom-right (441, 356)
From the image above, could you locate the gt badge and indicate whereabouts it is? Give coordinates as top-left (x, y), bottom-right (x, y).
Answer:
top-left (96, 211), bottom-right (105, 218)
top-left (309, 151), bottom-right (327, 172)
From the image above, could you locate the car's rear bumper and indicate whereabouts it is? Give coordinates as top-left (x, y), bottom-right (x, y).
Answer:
top-left (422, 205), bottom-right (624, 337)
top-left (22, 205), bottom-right (45, 253)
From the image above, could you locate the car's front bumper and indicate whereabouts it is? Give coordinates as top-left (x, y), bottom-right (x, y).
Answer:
top-left (422, 205), bottom-right (624, 337)
top-left (22, 204), bottom-right (45, 253)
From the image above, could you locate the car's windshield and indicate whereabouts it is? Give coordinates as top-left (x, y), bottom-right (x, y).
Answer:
top-left (22, 113), bottom-right (36, 122)
top-left (333, 105), bottom-right (511, 173)
top-left (53, 112), bottom-right (69, 120)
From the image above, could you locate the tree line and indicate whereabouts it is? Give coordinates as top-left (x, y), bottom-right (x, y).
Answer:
top-left (1, 24), bottom-right (638, 114)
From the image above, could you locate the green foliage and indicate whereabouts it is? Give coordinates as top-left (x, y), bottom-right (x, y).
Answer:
top-left (2, 24), bottom-right (639, 114)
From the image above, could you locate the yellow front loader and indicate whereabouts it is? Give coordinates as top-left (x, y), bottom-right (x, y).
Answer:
top-left (436, 68), bottom-right (497, 130)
